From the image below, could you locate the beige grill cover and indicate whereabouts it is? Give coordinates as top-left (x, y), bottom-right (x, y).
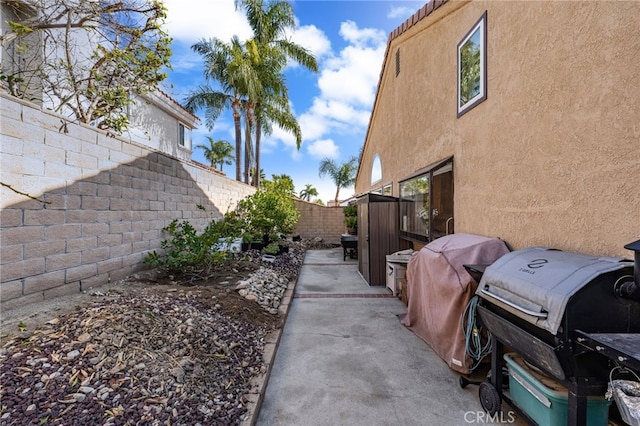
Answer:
top-left (401, 233), bottom-right (510, 374)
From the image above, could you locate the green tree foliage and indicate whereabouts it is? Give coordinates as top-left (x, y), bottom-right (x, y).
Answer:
top-left (237, 173), bottom-right (299, 242)
top-left (299, 184), bottom-right (319, 201)
top-left (186, 36), bottom-right (257, 181)
top-left (144, 218), bottom-right (230, 274)
top-left (145, 174), bottom-right (299, 274)
top-left (187, 0), bottom-right (317, 186)
top-left (235, 0), bottom-right (318, 188)
top-left (318, 156), bottom-right (359, 203)
top-left (1, 0), bottom-right (172, 134)
top-left (196, 136), bottom-right (235, 171)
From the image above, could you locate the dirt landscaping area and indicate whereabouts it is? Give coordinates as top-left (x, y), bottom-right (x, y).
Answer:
top-left (0, 242), bottom-right (329, 425)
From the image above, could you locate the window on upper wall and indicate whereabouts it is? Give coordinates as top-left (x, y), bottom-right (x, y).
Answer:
top-left (178, 123), bottom-right (191, 150)
top-left (395, 48), bottom-right (400, 77)
top-left (457, 11), bottom-right (487, 117)
top-left (383, 183), bottom-right (392, 196)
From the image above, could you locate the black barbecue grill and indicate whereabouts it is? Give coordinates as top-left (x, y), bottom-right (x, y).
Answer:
top-left (474, 241), bottom-right (640, 425)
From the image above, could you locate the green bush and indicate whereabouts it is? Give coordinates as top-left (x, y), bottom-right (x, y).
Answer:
top-left (144, 218), bottom-right (229, 273)
top-left (345, 216), bottom-right (358, 228)
top-left (343, 204), bottom-right (357, 217)
top-left (263, 242), bottom-right (280, 255)
top-left (236, 176), bottom-right (300, 245)
top-left (144, 176), bottom-right (300, 274)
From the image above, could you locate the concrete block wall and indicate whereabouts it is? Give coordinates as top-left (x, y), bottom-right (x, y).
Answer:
top-left (293, 200), bottom-right (345, 245)
top-left (0, 94), bottom-right (255, 309)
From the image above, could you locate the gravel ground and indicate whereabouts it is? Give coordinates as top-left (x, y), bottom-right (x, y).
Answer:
top-left (0, 241), bottom-right (325, 426)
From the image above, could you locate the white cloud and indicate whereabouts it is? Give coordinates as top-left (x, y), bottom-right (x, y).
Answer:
top-left (295, 21), bottom-right (386, 145)
top-left (290, 23), bottom-right (332, 60)
top-left (163, 0), bottom-right (253, 43)
top-left (319, 45), bottom-right (383, 106)
top-left (339, 20), bottom-right (386, 47)
top-left (387, 6), bottom-right (415, 20)
top-left (307, 139), bottom-right (339, 159)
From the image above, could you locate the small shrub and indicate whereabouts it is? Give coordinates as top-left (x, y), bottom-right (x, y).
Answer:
top-left (144, 219), bottom-right (228, 273)
top-left (345, 216), bottom-right (357, 229)
top-left (263, 242), bottom-right (280, 255)
top-left (343, 204), bottom-right (357, 217)
top-left (236, 178), bottom-right (300, 244)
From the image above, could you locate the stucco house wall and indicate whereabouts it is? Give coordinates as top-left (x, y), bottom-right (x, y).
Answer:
top-left (125, 90), bottom-right (196, 163)
top-left (356, 0), bottom-right (640, 258)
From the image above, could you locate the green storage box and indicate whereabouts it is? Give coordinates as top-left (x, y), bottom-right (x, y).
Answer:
top-left (504, 353), bottom-right (610, 426)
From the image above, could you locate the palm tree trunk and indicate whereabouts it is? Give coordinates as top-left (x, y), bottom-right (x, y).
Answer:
top-left (254, 116), bottom-right (262, 187)
top-left (244, 118), bottom-right (252, 184)
top-left (233, 105), bottom-right (242, 182)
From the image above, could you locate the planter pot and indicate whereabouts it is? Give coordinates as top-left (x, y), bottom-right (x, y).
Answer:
top-left (278, 245), bottom-right (289, 255)
top-left (347, 227), bottom-right (357, 235)
top-left (242, 242), bottom-right (264, 251)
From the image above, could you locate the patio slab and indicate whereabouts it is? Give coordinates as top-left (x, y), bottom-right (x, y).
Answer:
top-left (256, 248), bottom-right (527, 425)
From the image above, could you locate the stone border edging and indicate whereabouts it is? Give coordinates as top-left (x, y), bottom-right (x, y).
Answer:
top-left (241, 258), bottom-right (302, 426)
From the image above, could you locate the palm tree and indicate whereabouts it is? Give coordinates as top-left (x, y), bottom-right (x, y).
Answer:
top-left (185, 36), bottom-right (261, 182)
top-left (299, 184), bottom-right (318, 201)
top-left (235, 0), bottom-right (318, 187)
top-left (318, 156), bottom-right (359, 203)
top-left (195, 137), bottom-right (235, 171)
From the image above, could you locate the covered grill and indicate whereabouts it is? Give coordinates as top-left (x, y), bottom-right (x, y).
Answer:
top-left (474, 243), bottom-right (640, 425)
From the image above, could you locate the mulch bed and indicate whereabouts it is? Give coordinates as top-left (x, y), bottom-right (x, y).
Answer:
top-left (0, 241), bottom-right (333, 425)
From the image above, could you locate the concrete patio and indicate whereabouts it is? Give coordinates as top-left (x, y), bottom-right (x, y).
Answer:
top-left (256, 248), bottom-right (526, 425)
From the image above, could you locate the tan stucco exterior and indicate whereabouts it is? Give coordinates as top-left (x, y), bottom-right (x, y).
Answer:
top-left (356, 0), bottom-right (640, 258)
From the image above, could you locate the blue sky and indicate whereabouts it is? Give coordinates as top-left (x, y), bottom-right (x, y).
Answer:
top-left (162, 0), bottom-right (423, 204)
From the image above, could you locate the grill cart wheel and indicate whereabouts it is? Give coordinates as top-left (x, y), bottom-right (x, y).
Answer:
top-left (479, 382), bottom-right (501, 415)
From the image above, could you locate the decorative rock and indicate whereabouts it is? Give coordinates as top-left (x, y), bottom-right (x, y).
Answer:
top-left (0, 241), bottom-right (307, 425)
top-left (77, 332), bottom-right (92, 343)
top-left (66, 350), bottom-right (80, 360)
top-left (234, 267), bottom-right (291, 313)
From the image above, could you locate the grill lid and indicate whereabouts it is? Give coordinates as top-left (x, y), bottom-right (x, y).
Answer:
top-left (477, 247), bottom-right (630, 334)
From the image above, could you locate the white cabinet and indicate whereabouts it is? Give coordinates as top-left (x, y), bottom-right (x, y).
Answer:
top-left (386, 261), bottom-right (407, 296)
top-left (385, 249), bottom-right (413, 296)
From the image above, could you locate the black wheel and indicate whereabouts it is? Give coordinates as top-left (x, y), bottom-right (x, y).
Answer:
top-left (479, 382), bottom-right (501, 415)
top-left (460, 376), bottom-right (469, 388)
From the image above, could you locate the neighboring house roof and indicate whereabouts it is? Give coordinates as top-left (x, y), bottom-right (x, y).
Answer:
top-left (141, 88), bottom-right (200, 129)
top-left (357, 0), bottom-right (448, 180)
top-left (189, 159), bottom-right (226, 176)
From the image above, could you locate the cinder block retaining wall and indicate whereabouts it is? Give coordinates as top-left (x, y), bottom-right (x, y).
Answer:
top-left (293, 200), bottom-right (345, 245)
top-left (0, 94), bottom-right (256, 309)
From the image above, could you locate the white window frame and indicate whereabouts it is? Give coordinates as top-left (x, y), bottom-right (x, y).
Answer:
top-left (457, 11), bottom-right (487, 117)
top-left (178, 123), bottom-right (191, 150)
